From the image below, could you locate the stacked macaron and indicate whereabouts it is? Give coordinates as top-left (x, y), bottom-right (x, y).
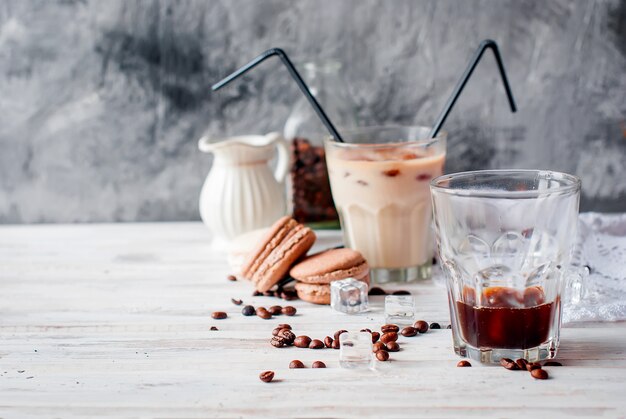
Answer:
top-left (241, 216), bottom-right (316, 292)
top-left (290, 248), bottom-right (370, 305)
top-left (240, 216), bottom-right (370, 304)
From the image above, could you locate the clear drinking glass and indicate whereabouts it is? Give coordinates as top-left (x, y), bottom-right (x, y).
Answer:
top-left (430, 170), bottom-right (584, 364)
top-left (324, 126), bottom-right (447, 283)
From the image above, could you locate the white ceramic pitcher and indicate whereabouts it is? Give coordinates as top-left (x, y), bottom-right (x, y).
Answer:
top-left (198, 132), bottom-right (289, 247)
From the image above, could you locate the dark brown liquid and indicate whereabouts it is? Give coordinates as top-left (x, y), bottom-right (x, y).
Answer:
top-left (456, 287), bottom-right (558, 349)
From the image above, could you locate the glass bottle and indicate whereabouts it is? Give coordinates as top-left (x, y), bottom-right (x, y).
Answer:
top-left (284, 61), bottom-right (358, 227)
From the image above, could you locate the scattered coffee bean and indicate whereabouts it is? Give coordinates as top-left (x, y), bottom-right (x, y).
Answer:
top-left (252, 290), bottom-right (262, 296)
top-left (527, 363), bottom-right (542, 371)
top-left (516, 359), bottom-right (529, 370)
top-left (210, 326), bottom-right (218, 331)
top-left (531, 368), bottom-right (549, 379)
top-left (368, 287), bottom-right (387, 295)
top-left (500, 358), bottom-right (519, 370)
top-left (309, 339), bottom-right (324, 349)
top-left (231, 298), bottom-right (243, 306)
top-left (227, 274), bottom-right (237, 282)
top-left (372, 342), bottom-right (387, 352)
top-left (334, 330), bottom-right (348, 341)
top-left (270, 336), bottom-right (287, 348)
top-left (413, 320), bottom-right (429, 333)
top-left (446, 325), bottom-right (452, 329)
top-left (280, 290), bottom-right (298, 301)
top-left (272, 327), bottom-right (284, 336)
top-left (294, 336), bottom-right (312, 348)
top-left (277, 324), bottom-right (292, 330)
top-left (268, 305), bottom-right (283, 315)
top-left (324, 336), bottom-right (334, 348)
top-left (242, 305), bottom-right (256, 316)
top-left (380, 332), bottom-right (399, 344)
top-left (278, 329), bottom-right (296, 345)
top-left (401, 327), bottom-right (418, 337)
top-left (392, 290), bottom-right (411, 295)
top-left (263, 290), bottom-right (275, 297)
top-left (381, 324), bottom-right (399, 334)
top-left (256, 307), bottom-right (272, 320)
top-left (375, 350), bottom-right (390, 361)
top-left (211, 311), bottom-right (227, 320)
top-left (289, 360), bottom-right (305, 369)
top-left (331, 340), bottom-right (340, 349)
top-left (386, 341), bottom-right (400, 352)
top-left (259, 371), bottom-right (274, 383)
top-left (371, 332), bottom-right (380, 343)
top-left (543, 361), bottom-right (562, 366)
top-left (312, 361), bottom-right (326, 368)
top-left (457, 360), bottom-right (472, 367)
top-left (282, 306), bottom-right (297, 316)
top-left (430, 322), bottom-right (441, 329)
top-left (360, 328), bottom-right (372, 333)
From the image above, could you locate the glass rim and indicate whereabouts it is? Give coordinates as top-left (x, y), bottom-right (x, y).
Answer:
top-left (324, 125), bottom-right (447, 148)
top-left (430, 169), bottom-right (581, 199)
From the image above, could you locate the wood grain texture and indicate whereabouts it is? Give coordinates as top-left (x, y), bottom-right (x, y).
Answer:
top-left (1, 223), bottom-right (625, 418)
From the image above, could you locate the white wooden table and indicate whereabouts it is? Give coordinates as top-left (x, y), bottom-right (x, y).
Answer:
top-left (1, 223), bottom-right (625, 418)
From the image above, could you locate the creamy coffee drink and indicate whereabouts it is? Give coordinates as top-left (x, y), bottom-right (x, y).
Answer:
top-left (325, 126), bottom-right (446, 283)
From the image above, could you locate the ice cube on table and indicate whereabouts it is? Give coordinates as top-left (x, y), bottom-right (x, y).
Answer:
top-left (331, 278), bottom-right (369, 314)
top-left (339, 332), bottom-right (374, 369)
top-left (384, 295), bottom-right (416, 324)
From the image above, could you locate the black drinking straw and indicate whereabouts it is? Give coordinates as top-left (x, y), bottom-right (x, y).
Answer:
top-left (212, 48), bottom-right (344, 142)
top-left (429, 39), bottom-right (517, 138)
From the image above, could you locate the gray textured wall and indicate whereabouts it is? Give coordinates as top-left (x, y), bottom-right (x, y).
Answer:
top-left (1, 0), bottom-right (625, 224)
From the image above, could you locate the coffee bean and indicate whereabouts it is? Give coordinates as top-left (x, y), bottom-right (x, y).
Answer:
top-left (278, 329), bottom-right (296, 345)
top-left (371, 332), bottom-right (380, 343)
top-left (210, 326), bottom-right (218, 331)
top-left (282, 306), bottom-right (297, 316)
top-left (380, 332), bottom-right (398, 344)
top-left (242, 305), bottom-right (255, 316)
top-left (309, 339), bottom-right (324, 349)
top-left (401, 327), bottom-right (418, 337)
top-left (531, 368), bottom-right (549, 379)
top-left (324, 336), bottom-right (334, 348)
top-left (446, 325), bottom-right (452, 329)
top-left (331, 340), bottom-right (340, 349)
top-left (543, 361), bottom-right (562, 366)
top-left (500, 358), bottom-right (519, 370)
top-left (457, 360), bottom-right (472, 367)
top-left (252, 290), bottom-right (262, 296)
top-left (413, 320), bottom-right (429, 333)
top-left (268, 305), bottom-right (283, 315)
top-left (381, 324), bottom-right (399, 334)
top-left (270, 336), bottom-right (287, 348)
top-left (430, 322), bottom-right (441, 329)
top-left (334, 330), bottom-right (348, 341)
top-left (259, 371), bottom-right (274, 383)
top-left (289, 360), bottom-right (305, 369)
top-left (372, 342), bottom-right (387, 352)
top-left (516, 359), bottom-right (529, 370)
top-left (386, 341), bottom-right (400, 352)
top-left (272, 327), bottom-right (284, 336)
top-left (392, 290), bottom-right (411, 295)
top-left (227, 275), bottom-right (237, 282)
top-left (368, 287), bottom-right (387, 295)
top-left (263, 290), bottom-right (275, 297)
top-left (256, 307), bottom-right (272, 319)
top-left (312, 361), bottom-right (326, 368)
top-left (375, 350), bottom-right (390, 361)
top-left (231, 298), bottom-right (243, 306)
top-left (360, 328), bottom-right (372, 333)
top-left (277, 324), bottom-right (292, 330)
top-left (294, 336), bottom-right (312, 348)
top-left (280, 290), bottom-right (298, 301)
top-left (211, 311), bottom-right (227, 320)
top-left (527, 362), bottom-right (542, 371)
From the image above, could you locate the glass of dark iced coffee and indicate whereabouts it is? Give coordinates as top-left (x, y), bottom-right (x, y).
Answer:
top-left (431, 170), bottom-right (584, 364)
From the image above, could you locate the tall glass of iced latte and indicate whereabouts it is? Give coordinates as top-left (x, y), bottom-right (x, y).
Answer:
top-left (325, 126), bottom-right (446, 283)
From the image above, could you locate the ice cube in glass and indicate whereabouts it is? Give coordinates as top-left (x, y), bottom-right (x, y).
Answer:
top-left (331, 278), bottom-right (369, 314)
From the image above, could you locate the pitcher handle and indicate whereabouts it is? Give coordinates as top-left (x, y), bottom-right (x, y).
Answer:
top-left (265, 132), bottom-right (289, 184)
